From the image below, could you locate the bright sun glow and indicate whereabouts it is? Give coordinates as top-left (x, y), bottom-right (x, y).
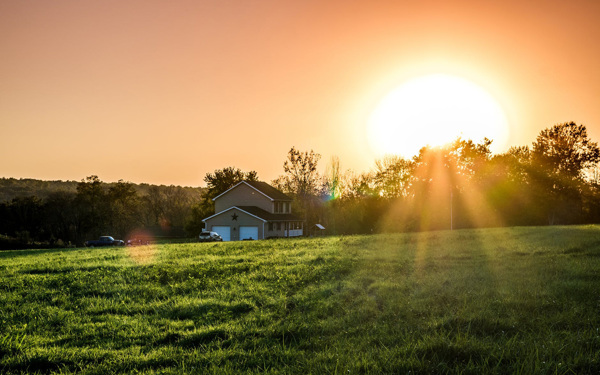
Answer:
top-left (368, 74), bottom-right (509, 157)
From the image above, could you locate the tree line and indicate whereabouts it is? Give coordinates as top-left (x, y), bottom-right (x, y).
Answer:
top-left (1, 121), bottom-right (599, 248)
top-left (0, 177), bottom-right (202, 249)
top-left (311, 122), bottom-right (600, 234)
top-left (181, 121), bottom-right (600, 237)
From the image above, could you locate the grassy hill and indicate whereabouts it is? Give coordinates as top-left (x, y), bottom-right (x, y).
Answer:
top-left (1, 226), bottom-right (599, 374)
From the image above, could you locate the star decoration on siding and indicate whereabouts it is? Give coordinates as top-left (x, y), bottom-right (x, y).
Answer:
top-left (231, 213), bottom-right (238, 221)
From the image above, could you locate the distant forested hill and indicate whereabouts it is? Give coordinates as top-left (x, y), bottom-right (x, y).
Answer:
top-left (0, 177), bottom-right (207, 248)
top-left (0, 177), bottom-right (204, 202)
top-left (0, 178), bottom-right (80, 202)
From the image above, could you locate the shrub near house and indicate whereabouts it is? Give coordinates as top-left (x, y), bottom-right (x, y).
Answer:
top-left (202, 181), bottom-right (303, 241)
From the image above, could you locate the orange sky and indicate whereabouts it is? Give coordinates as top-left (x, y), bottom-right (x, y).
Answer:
top-left (1, 0), bottom-right (599, 186)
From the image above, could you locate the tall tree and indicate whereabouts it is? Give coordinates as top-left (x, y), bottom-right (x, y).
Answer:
top-left (531, 122), bottom-right (600, 224)
top-left (108, 180), bottom-right (141, 239)
top-left (481, 146), bottom-right (541, 226)
top-left (162, 185), bottom-right (193, 230)
top-left (532, 122), bottom-right (600, 181)
top-left (44, 191), bottom-right (78, 244)
top-left (272, 147), bottom-right (321, 198)
top-left (373, 155), bottom-right (413, 199)
top-left (142, 185), bottom-right (166, 226)
top-left (203, 167), bottom-right (258, 202)
top-left (75, 175), bottom-right (108, 241)
top-left (406, 138), bottom-right (494, 231)
top-left (273, 147), bottom-right (323, 230)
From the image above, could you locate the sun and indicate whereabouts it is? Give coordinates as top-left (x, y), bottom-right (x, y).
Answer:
top-left (367, 74), bottom-right (509, 157)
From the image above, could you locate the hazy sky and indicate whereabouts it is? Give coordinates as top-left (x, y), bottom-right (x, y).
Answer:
top-left (2, 0), bottom-right (599, 186)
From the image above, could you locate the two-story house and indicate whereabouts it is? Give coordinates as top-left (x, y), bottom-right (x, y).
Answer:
top-left (202, 180), bottom-right (303, 241)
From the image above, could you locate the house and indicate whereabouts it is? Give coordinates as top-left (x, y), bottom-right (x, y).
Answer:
top-left (202, 181), bottom-right (304, 241)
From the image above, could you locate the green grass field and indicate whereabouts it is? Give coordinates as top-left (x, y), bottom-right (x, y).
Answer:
top-left (1, 226), bottom-right (600, 374)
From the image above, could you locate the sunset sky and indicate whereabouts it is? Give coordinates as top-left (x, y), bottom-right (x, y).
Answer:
top-left (2, 0), bottom-right (599, 186)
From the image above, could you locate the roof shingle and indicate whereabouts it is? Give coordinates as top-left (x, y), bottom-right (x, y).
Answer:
top-left (244, 181), bottom-right (292, 201)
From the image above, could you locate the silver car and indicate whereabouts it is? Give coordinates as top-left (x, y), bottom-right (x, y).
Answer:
top-left (198, 231), bottom-right (223, 242)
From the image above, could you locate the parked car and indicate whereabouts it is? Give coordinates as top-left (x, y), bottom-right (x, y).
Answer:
top-left (84, 236), bottom-right (125, 247)
top-left (198, 231), bottom-right (223, 242)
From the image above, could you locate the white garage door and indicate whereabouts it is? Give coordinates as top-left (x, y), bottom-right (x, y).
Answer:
top-left (211, 226), bottom-right (231, 241)
top-left (239, 226), bottom-right (259, 240)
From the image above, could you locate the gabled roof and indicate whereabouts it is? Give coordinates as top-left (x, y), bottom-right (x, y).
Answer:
top-left (202, 206), bottom-right (267, 223)
top-left (212, 180), bottom-right (292, 202)
top-left (202, 206), bottom-right (301, 222)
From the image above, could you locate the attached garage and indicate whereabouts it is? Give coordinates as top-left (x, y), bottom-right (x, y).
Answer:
top-left (211, 226), bottom-right (231, 241)
top-left (239, 226), bottom-right (259, 241)
top-left (204, 205), bottom-right (299, 241)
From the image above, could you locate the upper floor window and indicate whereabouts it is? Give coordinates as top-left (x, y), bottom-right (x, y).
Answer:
top-left (274, 201), bottom-right (289, 213)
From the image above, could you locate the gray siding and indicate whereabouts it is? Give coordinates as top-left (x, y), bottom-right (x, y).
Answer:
top-left (215, 183), bottom-right (272, 213)
top-left (204, 208), bottom-right (266, 241)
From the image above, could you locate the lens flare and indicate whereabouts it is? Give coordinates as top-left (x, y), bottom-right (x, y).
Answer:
top-left (125, 229), bottom-right (157, 264)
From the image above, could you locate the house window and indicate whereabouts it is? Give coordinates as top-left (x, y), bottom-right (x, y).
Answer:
top-left (277, 222), bottom-right (281, 231)
top-left (269, 223), bottom-right (273, 231)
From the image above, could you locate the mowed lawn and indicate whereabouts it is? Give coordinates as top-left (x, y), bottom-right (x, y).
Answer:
top-left (1, 226), bottom-right (600, 374)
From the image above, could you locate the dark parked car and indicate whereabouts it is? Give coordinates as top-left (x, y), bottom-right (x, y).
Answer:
top-left (198, 231), bottom-right (223, 242)
top-left (84, 236), bottom-right (125, 247)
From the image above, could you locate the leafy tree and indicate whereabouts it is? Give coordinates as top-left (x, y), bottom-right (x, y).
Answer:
top-left (200, 167), bottom-right (258, 215)
top-left (108, 180), bottom-right (141, 239)
top-left (75, 175), bottom-right (108, 241)
top-left (449, 137), bottom-right (493, 180)
top-left (162, 185), bottom-right (193, 230)
top-left (273, 147), bottom-right (321, 198)
top-left (531, 122), bottom-right (600, 224)
top-left (532, 122), bottom-right (600, 180)
top-left (405, 138), bottom-right (494, 231)
top-left (204, 167), bottom-right (258, 201)
top-left (373, 155), bottom-right (413, 199)
top-left (3, 196), bottom-right (45, 243)
top-left (142, 185), bottom-right (166, 226)
top-left (184, 202), bottom-right (207, 237)
top-left (44, 191), bottom-right (78, 244)
top-left (479, 147), bottom-right (541, 226)
top-left (272, 147), bottom-right (323, 229)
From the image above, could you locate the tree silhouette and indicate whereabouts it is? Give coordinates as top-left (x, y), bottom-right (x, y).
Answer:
top-left (531, 122), bottom-right (600, 224)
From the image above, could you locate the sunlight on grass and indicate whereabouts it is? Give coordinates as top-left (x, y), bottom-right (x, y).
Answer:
top-left (126, 244), bottom-right (158, 265)
top-left (1, 226), bottom-right (600, 373)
